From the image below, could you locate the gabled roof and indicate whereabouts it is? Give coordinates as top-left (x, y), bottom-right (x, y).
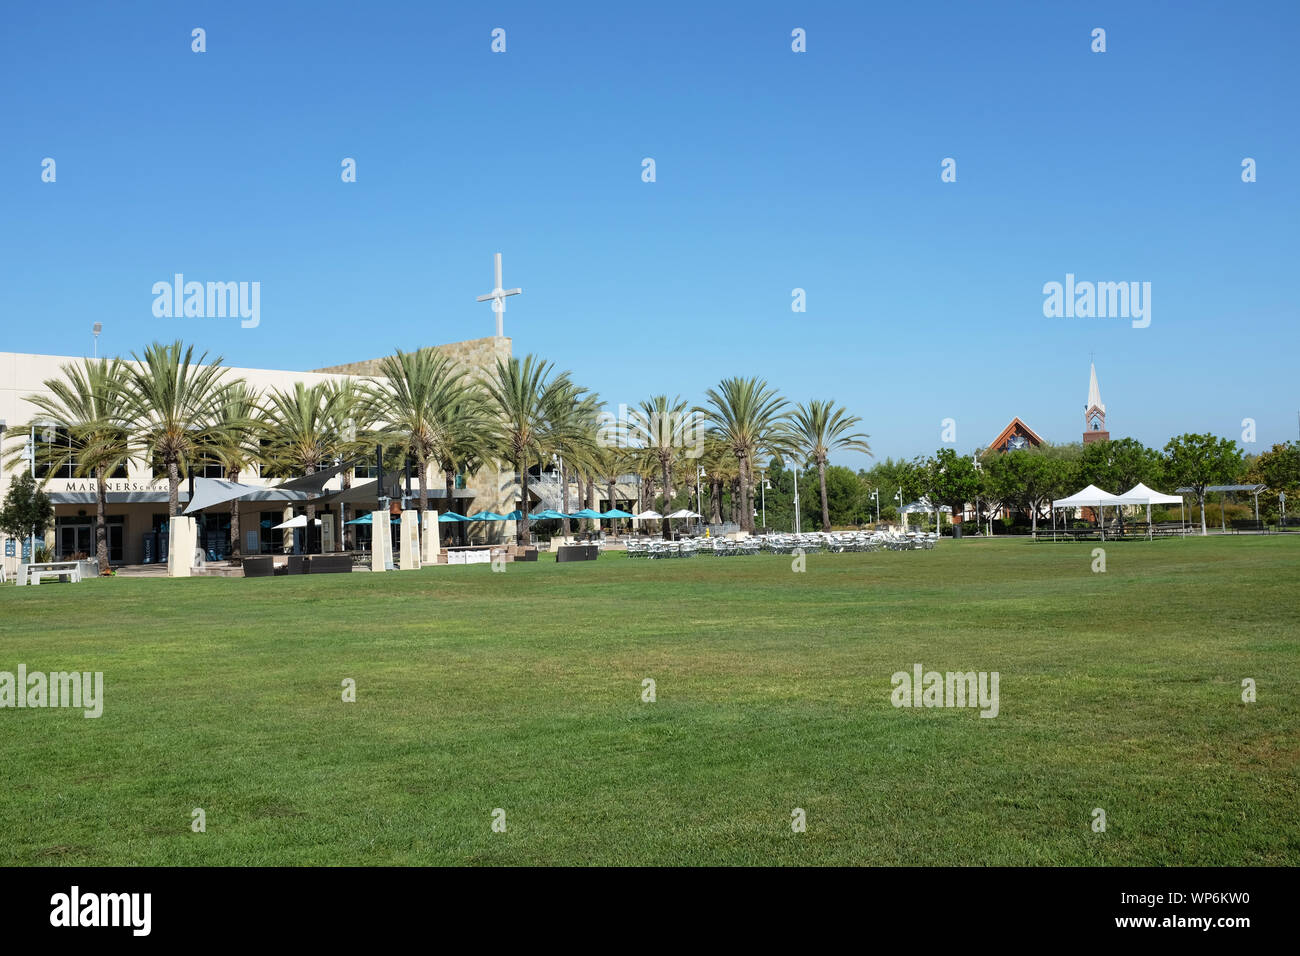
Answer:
top-left (987, 417), bottom-right (1044, 451)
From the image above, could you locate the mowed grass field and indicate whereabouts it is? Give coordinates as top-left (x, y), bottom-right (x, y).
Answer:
top-left (1, 537), bottom-right (1297, 866)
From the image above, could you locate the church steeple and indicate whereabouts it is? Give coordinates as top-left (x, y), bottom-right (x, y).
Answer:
top-left (1083, 362), bottom-right (1109, 444)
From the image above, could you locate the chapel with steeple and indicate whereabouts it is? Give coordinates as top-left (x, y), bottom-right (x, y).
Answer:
top-left (1083, 363), bottom-right (1109, 444)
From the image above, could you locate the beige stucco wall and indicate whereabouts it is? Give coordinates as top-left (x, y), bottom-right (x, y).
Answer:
top-left (0, 336), bottom-right (523, 567)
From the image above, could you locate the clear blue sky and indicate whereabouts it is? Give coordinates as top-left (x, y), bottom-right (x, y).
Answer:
top-left (3, 1), bottom-right (1297, 468)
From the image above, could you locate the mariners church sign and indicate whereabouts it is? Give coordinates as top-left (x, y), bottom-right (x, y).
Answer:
top-left (54, 480), bottom-right (170, 493)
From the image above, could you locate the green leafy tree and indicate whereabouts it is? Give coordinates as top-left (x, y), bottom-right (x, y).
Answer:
top-left (786, 400), bottom-right (872, 531)
top-left (922, 448), bottom-right (982, 530)
top-left (0, 473), bottom-right (54, 555)
top-left (1162, 433), bottom-right (1245, 535)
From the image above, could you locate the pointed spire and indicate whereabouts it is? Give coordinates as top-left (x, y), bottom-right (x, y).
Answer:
top-left (1087, 362), bottom-right (1104, 413)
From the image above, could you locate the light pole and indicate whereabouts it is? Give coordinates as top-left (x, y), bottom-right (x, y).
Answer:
top-left (697, 467), bottom-right (705, 529)
top-left (761, 475), bottom-right (771, 528)
top-left (870, 489), bottom-right (880, 526)
top-left (92, 322), bottom-right (102, 359)
top-left (895, 488), bottom-right (904, 531)
top-left (792, 467), bottom-right (801, 533)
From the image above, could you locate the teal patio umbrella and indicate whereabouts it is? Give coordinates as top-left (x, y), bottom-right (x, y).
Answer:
top-left (467, 511), bottom-right (509, 520)
top-left (345, 514), bottom-right (400, 525)
top-left (438, 511), bottom-right (471, 522)
top-left (603, 509), bottom-right (635, 518)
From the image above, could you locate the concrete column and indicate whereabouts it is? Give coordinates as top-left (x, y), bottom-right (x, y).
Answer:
top-left (321, 511), bottom-right (335, 552)
top-left (399, 510), bottom-right (420, 569)
top-left (421, 511), bottom-right (441, 564)
top-left (167, 515), bottom-right (196, 578)
top-left (370, 511), bottom-right (387, 572)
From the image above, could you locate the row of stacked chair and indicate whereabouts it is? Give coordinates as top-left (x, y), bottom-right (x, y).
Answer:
top-left (623, 531), bottom-right (938, 558)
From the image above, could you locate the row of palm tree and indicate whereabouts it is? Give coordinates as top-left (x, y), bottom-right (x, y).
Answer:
top-left (7, 340), bottom-right (872, 566)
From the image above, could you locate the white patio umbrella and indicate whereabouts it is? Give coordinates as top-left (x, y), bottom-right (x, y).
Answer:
top-left (666, 508), bottom-right (703, 534)
top-left (633, 509), bottom-right (662, 530)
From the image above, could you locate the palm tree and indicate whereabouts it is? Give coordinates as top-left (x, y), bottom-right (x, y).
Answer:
top-left (699, 437), bottom-right (738, 525)
top-left (123, 340), bottom-right (239, 517)
top-left (547, 385), bottom-right (602, 539)
top-left (261, 383), bottom-right (343, 545)
top-left (429, 387), bottom-right (496, 547)
top-left (483, 355), bottom-right (583, 545)
top-left (362, 348), bottom-right (473, 522)
top-left (205, 383), bottom-right (262, 559)
top-left (22, 358), bottom-right (135, 568)
top-left (628, 395), bottom-right (696, 539)
top-left (787, 399), bottom-right (873, 531)
top-left (326, 379), bottom-right (375, 551)
top-left (699, 377), bottom-right (789, 535)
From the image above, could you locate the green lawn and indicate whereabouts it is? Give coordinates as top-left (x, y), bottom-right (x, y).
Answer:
top-left (1, 537), bottom-right (1297, 866)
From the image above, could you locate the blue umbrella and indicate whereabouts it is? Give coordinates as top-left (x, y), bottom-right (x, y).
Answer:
top-left (438, 511), bottom-right (470, 522)
top-left (569, 508), bottom-right (603, 519)
top-left (345, 514), bottom-right (401, 525)
top-left (502, 510), bottom-right (525, 520)
top-left (602, 508), bottom-right (636, 518)
top-left (467, 511), bottom-right (509, 521)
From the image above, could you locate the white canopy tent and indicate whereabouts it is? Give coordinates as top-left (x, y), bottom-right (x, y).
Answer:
top-left (1053, 484), bottom-right (1118, 536)
top-left (899, 497), bottom-right (941, 532)
top-left (1120, 482), bottom-right (1184, 537)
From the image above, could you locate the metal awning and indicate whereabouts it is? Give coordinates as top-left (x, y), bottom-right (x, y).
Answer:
top-left (1174, 484), bottom-right (1266, 494)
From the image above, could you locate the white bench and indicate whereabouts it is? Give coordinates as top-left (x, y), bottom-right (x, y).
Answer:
top-left (17, 561), bottom-right (82, 586)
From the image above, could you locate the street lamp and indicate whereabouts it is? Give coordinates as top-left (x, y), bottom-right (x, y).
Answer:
top-left (92, 322), bottom-right (102, 359)
top-left (761, 475), bottom-right (771, 528)
top-left (870, 489), bottom-right (880, 526)
top-left (792, 467), bottom-right (801, 533)
top-left (697, 467), bottom-right (706, 528)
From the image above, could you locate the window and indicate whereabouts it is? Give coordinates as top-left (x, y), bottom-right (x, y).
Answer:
top-left (35, 427), bottom-right (76, 479)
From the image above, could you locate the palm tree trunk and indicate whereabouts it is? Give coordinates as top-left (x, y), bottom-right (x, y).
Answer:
top-left (818, 459), bottom-right (831, 532)
top-left (519, 459), bottom-right (530, 546)
top-left (585, 475), bottom-right (595, 533)
top-left (305, 464), bottom-right (316, 553)
top-left (443, 466), bottom-right (458, 546)
top-left (738, 453), bottom-right (752, 534)
top-left (660, 456), bottom-right (671, 539)
top-left (562, 467), bottom-right (571, 539)
top-left (709, 478), bottom-right (723, 523)
top-left (229, 467), bottom-right (242, 559)
top-left (95, 465), bottom-right (109, 569)
top-left (417, 457), bottom-right (429, 514)
top-left (167, 458), bottom-right (181, 517)
top-left (342, 470), bottom-right (353, 551)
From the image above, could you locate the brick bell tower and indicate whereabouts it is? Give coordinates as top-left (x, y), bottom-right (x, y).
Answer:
top-left (1083, 362), bottom-right (1109, 444)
